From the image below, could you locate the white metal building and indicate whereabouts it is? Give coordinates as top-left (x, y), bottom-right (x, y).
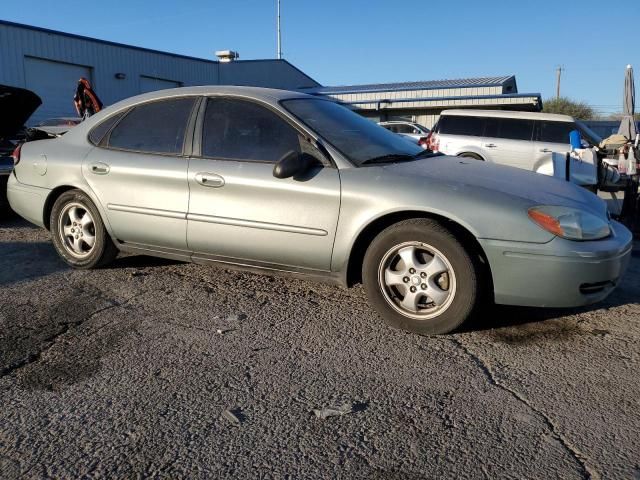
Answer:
top-left (0, 20), bottom-right (320, 124)
top-left (302, 77), bottom-right (542, 128)
top-left (1, 20), bottom-right (542, 129)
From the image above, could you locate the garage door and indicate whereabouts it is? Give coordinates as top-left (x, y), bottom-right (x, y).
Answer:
top-left (139, 76), bottom-right (182, 94)
top-left (24, 57), bottom-right (91, 125)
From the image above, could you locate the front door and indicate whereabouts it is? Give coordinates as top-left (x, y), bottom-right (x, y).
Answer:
top-left (187, 97), bottom-right (341, 271)
top-left (532, 119), bottom-right (575, 173)
top-left (84, 97), bottom-right (197, 250)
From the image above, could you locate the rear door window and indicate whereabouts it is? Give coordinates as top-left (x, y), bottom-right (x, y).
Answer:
top-left (536, 121), bottom-right (575, 144)
top-left (201, 98), bottom-right (301, 163)
top-left (107, 97), bottom-right (196, 154)
top-left (485, 118), bottom-right (534, 141)
top-left (89, 111), bottom-right (125, 145)
top-left (438, 115), bottom-right (485, 137)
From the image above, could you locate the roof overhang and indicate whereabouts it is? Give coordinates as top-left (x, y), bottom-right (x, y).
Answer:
top-left (334, 93), bottom-right (542, 112)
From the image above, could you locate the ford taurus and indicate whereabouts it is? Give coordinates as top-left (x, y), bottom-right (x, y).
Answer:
top-left (7, 87), bottom-right (633, 334)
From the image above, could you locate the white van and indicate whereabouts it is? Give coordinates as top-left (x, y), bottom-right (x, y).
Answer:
top-left (428, 109), bottom-right (602, 173)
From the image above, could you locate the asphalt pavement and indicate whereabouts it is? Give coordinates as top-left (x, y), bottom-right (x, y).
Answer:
top-left (1, 214), bottom-right (639, 479)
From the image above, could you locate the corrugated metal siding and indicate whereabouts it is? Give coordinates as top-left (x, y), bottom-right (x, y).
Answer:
top-left (0, 22), bottom-right (220, 116)
top-left (219, 61), bottom-right (318, 90)
top-left (303, 75), bottom-right (515, 95)
top-left (326, 85), bottom-right (506, 104)
top-left (0, 21), bottom-right (320, 120)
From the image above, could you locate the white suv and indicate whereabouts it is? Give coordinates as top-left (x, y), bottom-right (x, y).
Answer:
top-left (428, 109), bottom-right (602, 172)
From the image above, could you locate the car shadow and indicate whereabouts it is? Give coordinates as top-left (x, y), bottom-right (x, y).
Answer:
top-left (0, 210), bottom-right (32, 228)
top-left (105, 255), bottom-right (185, 269)
top-left (460, 284), bottom-right (638, 345)
top-left (0, 241), bottom-right (68, 287)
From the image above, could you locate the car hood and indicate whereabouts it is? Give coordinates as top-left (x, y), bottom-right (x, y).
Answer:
top-left (0, 85), bottom-right (42, 139)
top-left (380, 155), bottom-right (607, 216)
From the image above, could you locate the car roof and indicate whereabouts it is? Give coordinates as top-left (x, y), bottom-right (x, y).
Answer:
top-left (112, 85), bottom-right (311, 108)
top-left (379, 121), bottom-right (418, 125)
top-left (440, 109), bottom-right (575, 122)
top-left (60, 86), bottom-right (322, 144)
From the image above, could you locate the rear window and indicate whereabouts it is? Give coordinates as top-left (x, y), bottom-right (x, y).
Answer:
top-left (107, 97), bottom-right (196, 154)
top-left (438, 115), bottom-right (484, 137)
top-left (485, 118), bottom-right (534, 141)
top-left (536, 120), bottom-right (575, 144)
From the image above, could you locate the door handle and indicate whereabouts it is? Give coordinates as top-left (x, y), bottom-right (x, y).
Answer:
top-left (90, 162), bottom-right (110, 175)
top-left (485, 143), bottom-right (497, 148)
top-left (195, 172), bottom-right (225, 187)
top-left (539, 148), bottom-right (553, 153)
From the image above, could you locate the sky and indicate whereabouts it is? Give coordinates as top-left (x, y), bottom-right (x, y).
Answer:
top-left (2, 0), bottom-right (638, 116)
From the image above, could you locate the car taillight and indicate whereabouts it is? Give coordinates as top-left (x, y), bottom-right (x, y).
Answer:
top-left (426, 132), bottom-right (439, 152)
top-left (11, 144), bottom-right (22, 166)
top-left (417, 137), bottom-right (429, 149)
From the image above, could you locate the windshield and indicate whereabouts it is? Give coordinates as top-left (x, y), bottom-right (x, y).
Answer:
top-left (575, 121), bottom-right (602, 146)
top-left (282, 98), bottom-right (422, 166)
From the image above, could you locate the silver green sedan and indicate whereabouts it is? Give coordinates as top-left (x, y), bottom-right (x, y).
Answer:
top-left (7, 87), bottom-right (633, 335)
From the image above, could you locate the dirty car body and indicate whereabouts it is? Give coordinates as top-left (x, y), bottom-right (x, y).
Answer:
top-left (7, 86), bottom-right (633, 334)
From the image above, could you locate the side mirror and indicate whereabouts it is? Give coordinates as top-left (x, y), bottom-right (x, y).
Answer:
top-left (272, 151), bottom-right (315, 179)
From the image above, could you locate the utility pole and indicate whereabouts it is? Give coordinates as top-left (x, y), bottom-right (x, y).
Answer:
top-left (555, 66), bottom-right (563, 99)
top-left (277, 0), bottom-right (282, 59)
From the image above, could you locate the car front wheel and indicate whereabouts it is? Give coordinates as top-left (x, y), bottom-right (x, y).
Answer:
top-left (50, 189), bottom-right (118, 269)
top-left (363, 218), bottom-right (479, 335)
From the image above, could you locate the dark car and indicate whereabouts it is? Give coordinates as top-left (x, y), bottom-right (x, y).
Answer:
top-left (0, 84), bottom-right (42, 212)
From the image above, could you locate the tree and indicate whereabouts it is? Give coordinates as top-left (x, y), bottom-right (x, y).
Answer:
top-left (542, 97), bottom-right (595, 119)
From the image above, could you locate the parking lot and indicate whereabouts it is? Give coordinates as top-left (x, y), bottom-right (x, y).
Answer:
top-left (1, 214), bottom-right (639, 479)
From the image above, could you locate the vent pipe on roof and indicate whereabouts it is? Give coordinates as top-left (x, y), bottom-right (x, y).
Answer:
top-left (216, 50), bottom-right (239, 62)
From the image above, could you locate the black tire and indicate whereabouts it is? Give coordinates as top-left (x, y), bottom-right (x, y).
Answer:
top-left (50, 189), bottom-right (118, 269)
top-left (458, 152), bottom-right (484, 160)
top-left (362, 218), bottom-right (479, 335)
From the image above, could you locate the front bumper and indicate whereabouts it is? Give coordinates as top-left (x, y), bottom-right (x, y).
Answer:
top-left (479, 220), bottom-right (633, 308)
top-left (6, 173), bottom-right (49, 227)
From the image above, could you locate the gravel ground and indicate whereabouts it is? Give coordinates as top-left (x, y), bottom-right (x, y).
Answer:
top-left (1, 214), bottom-right (639, 479)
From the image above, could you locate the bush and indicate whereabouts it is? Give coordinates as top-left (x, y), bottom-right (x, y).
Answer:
top-left (542, 97), bottom-right (595, 119)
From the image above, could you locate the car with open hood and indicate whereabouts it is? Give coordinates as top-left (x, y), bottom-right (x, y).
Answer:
top-left (0, 84), bottom-right (42, 211)
top-left (7, 86), bottom-right (633, 335)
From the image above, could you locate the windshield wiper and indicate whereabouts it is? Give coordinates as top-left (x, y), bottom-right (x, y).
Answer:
top-left (361, 154), bottom-right (415, 165)
top-left (413, 150), bottom-right (444, 160)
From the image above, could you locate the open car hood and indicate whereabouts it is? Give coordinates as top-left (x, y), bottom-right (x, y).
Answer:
top-left (0, 84), bottom-right (42, 139)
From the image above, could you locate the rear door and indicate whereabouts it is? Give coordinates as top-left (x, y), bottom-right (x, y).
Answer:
top-left (84, 96), bottom-right (197, 251)
top-left (482, 117), bottom-right (535, 169)
top-left (186, 97), bottom-right (341, 271)
top-left (533, 120), bottom-right (575, 172)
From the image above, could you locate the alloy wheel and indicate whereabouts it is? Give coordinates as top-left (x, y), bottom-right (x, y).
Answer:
top-left (58, 202), bottom-right (97, 258)
top-left (377, 241), bottom-right (457, 320)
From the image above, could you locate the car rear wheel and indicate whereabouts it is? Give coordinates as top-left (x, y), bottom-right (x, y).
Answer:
top-left (50, 189), bottom-right (118, 269)
top-left (363, 218), bottom-right (479, 335)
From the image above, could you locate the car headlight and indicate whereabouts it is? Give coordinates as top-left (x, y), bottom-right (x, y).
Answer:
top-left (528, 206), bottom-right (611, 241)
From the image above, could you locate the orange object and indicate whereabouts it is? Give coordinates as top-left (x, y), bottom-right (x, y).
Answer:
top-left (528, 208), bottom-right (564, 237)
